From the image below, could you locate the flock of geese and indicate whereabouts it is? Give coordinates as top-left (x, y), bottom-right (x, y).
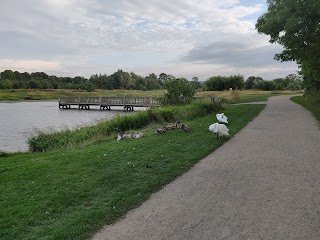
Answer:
top-left (117, 113), bottom-right (229, 142)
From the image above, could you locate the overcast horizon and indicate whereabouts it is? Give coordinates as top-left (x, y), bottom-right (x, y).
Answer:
top-left (0, 0), bottom-right (299, 81)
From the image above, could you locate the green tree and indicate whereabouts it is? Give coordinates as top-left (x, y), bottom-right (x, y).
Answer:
top-left (0, 70), bottom-right (15, 80)
top-left (205, 75), bottom-right (244, 91)
top-left (12, 81), bottom-right (26, 89)
top-left (286, 81), bottom-right (303, 91)
top-left (245, 76), bottom-right (263, 89)
top-left (163, 78), bottom-right (195, 105)
top-left (191, 77), bottom-right (202, 89)
top-left (29, 80), bottom-right (42, 89)
top-left (256, 0), bottom-right (320, 90)
top-left (0, 79), bottom-right (13, 89)
top-left (256, 80), bottom-right (277, 91)
top-left (159, 73), bottom-right (169, 82)
top-left (83, 81), bottom-right (95, 92)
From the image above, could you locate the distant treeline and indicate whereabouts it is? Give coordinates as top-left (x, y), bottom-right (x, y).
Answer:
top-left (0, 69), bottom-right (303, 91)
top-left (205, 75), bottom-right (304, 91)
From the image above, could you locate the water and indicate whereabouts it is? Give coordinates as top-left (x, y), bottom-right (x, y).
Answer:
top-left (0, 101), bottom-right (134, 152)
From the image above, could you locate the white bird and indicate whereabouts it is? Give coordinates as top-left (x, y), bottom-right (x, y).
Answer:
top-left (216, 113), bottom-right (228, 124)
top-left (209, 123), bottom-right (229, 139)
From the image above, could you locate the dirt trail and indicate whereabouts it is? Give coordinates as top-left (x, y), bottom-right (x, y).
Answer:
top-left (93, 95), bottom-right (320, 240)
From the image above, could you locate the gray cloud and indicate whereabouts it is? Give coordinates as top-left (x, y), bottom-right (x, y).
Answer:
top-left (0, 0), bottom-right (298, 79)
top-left (181, 40), bottom-right (284, 67)
top-left (0, 31), bottom-right (74, 59)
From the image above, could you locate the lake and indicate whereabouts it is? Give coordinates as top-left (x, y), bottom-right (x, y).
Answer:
top-left (0, 101), bottom-right (133, 152)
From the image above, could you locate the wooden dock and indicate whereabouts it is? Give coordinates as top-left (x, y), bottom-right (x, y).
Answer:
top-left (58, 96), bottom-right (161, 111)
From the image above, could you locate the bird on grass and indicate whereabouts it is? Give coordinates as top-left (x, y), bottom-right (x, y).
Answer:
top-left (117, 133), bottom-right (132, 142)
top-left (216, 113), bottom-right (228, 124)
top-left (133, 132), bottom-right (144, 139)
top-left (180, 124), bottom-right (190, 132)
top-left (209, 123), bottom-right (229, 139)
top-left (155, 127), bottom-right (167, 134)
top-left (163, 121), bottom-right (180, 130)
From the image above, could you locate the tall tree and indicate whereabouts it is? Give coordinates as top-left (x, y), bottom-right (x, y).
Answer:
top-left (256, 0), bottom-right (320, 90)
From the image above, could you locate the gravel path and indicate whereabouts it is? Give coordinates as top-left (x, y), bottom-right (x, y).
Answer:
top-left (93, 95), bottom-right (320, 240)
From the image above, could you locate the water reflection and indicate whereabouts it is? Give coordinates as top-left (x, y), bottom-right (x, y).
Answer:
top-left (0, 101), bottom-right (135, 152)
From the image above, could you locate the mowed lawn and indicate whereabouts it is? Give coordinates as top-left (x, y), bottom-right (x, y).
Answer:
top-left (0, 104), bottom-right (265, 240)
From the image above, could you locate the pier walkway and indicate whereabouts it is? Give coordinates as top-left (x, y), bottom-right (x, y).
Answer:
top-left (58, 96), bottom-right (160, 111)
top-left (59, 96), bottom-right (219, 111)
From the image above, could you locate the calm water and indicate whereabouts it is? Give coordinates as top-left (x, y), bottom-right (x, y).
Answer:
top-left (0, 101), bottom-right (133, 152)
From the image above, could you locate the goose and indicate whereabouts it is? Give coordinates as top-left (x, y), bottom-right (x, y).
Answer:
top-left (209, 123), bottom-right (229, 139)
top-left (180, 124), bottom-right (190, 132)
top-left (155, 128), bottom-right (166, 134)
top-left (133, 132), bottom-right (144, 139)
top-left (216, 113), bottom-right (228, 124)
top-left (117, 132), bottom-right (132, 142)
top-left (164, 121), bottom-right (179, 130)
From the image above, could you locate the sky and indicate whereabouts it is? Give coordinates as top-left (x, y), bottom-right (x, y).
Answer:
top-left (0, 0), bottom-right (298, 80)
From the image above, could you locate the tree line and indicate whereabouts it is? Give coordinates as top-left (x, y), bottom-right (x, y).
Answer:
top-left (204, 74), bottom-right (303, 91)
top-left (0, 69), bottom-right (165, 91)
top-left (0, 69), bottom-right (302, 92)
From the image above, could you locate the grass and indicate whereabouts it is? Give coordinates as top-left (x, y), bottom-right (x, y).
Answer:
top-left (0, 104), bottom-right (265, 240)
top-left (0, 89), bottom-right (303, 102)
top-left (27, 102), bottom-right (220, 152)
top-left (236, 94), bottom-right (273, 103)
top-left (195, 90), bottom-right (303, 104)
top-left (0, 89), bottom-right (166, 101)
top-left (291, 96), bottom-right (320, 123)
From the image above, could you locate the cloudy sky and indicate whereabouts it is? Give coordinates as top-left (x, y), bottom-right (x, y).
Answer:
top-left (0, 0), bottom-right (298, 80)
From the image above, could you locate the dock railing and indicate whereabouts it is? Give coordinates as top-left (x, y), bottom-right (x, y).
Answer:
top-left (59, 96), bottom-right (219, 111)
top-left (59, 96), bottom-right (161, 110)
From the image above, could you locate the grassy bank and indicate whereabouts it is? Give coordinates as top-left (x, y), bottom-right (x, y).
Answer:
top-left (0, 89), bottom-right (166, 101)
top-left (0, 89), bottom-right (302, 102)
top-left (0, 103), bottom-right (265, 240)
top-left (291, 96), bottom-right (320, 123)
top-left (28, 102), bottom-right (220, 152)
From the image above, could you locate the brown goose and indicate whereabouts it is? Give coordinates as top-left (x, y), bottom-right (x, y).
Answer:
top-left (155, 127), bottom-right (167, 134)
top-left (180, 124), bottom-right (190, 132)
top-left (163, 121), bottom-right (179, 130)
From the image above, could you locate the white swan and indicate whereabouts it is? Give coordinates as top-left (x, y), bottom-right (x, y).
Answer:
top-left (216, 113), bottom-right (228, 124)
top-left (209, 123), bottom-right (229, 139)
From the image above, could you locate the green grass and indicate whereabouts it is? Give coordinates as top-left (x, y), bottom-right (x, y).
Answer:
top-left (291, 96), bottom-right (320, 123)
top-left (27, 102), bottom-right (220, 152)
top-left (235, 94), bottom-right (276, 103)
top-left (0, 89), bottom-right (300, 102)
top-left (0, 104), bottom-right (265, 240)
top-left (0, 89), bottom-right (166, 101)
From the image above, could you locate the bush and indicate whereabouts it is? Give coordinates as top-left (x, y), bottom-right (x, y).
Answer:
top-left (304, 89), bottom-right (320, 107)
top-left (162, 78), bottom-right (195, 105)
top-left (256, 81), bottom-right (277, 91)
top-left (205, 75), bottom-right (244, 91)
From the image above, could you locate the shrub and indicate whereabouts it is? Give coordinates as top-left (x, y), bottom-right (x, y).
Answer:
top-left (162, 78), bottom-right (195, 105)
top-left (304, 89), bottom-right (320, 107)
